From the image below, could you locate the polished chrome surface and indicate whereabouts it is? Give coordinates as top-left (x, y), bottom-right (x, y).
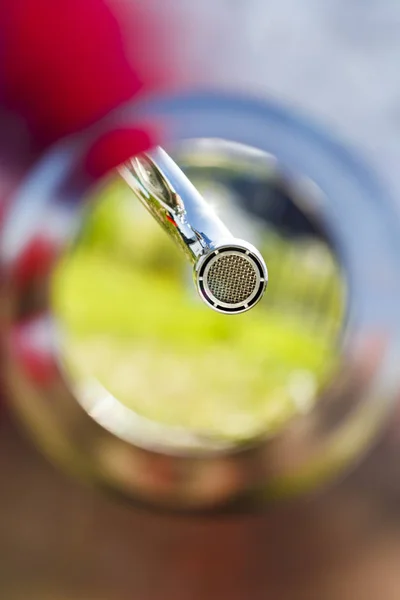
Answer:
top-left (1, 93), bottom-right (400, 512)
top-left (119, 146), bottom-right (268, 313)
top-left (119, 147), bottom-right (229, 263)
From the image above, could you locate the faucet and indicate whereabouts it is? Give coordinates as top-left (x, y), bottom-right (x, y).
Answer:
top-left (118, 147), bottom-right (268, 314)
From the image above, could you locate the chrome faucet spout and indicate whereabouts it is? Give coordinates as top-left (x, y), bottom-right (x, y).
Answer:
top-left (119, 147), bottom-right (268, 314)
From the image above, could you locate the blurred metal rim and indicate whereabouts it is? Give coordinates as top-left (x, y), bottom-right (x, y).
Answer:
top-left (1, 91), bottom-right (400, 513)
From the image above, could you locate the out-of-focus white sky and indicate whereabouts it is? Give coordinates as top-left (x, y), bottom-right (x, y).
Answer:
top-left (166, 0), bottom-right (400, 198)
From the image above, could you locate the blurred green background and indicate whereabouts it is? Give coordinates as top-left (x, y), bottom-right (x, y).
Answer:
top-left (52, 166), bottom-right (343, 443)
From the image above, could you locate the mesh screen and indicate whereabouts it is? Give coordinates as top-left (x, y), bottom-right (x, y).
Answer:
top-left (206, 254), bottom-right (258, 304)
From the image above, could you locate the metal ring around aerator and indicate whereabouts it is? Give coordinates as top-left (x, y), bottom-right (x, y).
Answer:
top-left (196, 241), bottom-right (267, 314)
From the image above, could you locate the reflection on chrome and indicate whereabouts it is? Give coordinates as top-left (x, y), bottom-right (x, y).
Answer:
top-left (119, 148), bottom-right (268, 314)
